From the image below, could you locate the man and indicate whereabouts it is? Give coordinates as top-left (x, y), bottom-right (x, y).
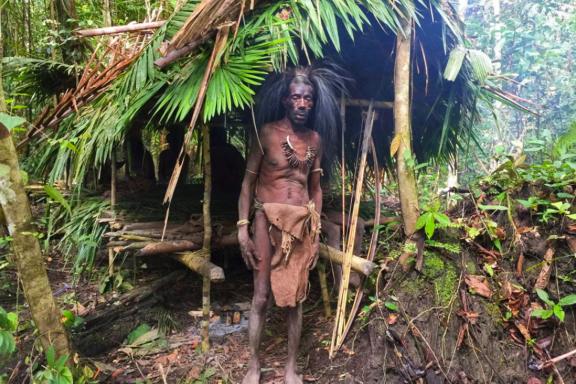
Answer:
top-left (237, 67), bottom-right (344, 384)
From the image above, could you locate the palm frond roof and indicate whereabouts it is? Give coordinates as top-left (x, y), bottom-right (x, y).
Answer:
top-left (22, 0), bottom-right (523, 184)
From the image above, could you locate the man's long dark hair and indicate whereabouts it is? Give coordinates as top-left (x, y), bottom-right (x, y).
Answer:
top-left (255, 64), bottom-right (349, 178)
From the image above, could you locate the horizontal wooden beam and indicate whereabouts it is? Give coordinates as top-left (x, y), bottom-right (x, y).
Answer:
top-left (346, 99), bottom-right (393, 109)
top-left (319, 244), bottom-right (377, 277)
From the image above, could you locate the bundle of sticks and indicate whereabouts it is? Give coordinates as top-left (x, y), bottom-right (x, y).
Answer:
top-left (104, 215), bottom-right (377, 281)
top-left (104, 215), bottom-right (232, 282)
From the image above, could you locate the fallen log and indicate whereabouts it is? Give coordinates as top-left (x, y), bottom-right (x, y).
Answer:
top-left (75, 21), bottom-right (165, 37)
top-left (81, 270), bottom-right (185, 329)
top-left (136, 240), bottom-right (199, 256)
top-left (319, 244), bottom-right (377, 277)
top-left (173, 249), bottom-right (225, 282)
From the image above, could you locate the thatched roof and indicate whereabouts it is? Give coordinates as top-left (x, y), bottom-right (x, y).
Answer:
top-left (20, 0), bottom-right (503, 186)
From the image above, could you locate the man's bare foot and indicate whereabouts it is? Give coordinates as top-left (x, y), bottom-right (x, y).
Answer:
top-left (242, 359), bottom-right (261, 384)
top-left (284, 368), bottom-right (303, 384)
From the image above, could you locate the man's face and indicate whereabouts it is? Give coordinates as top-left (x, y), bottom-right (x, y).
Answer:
top-left (283, 81), bottom-right (314, 127)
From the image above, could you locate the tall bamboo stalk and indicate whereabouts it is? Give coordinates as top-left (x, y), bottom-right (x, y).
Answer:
top-left (201, 123), bottom-right (212, 352)
top-left (330, 104), bottom-right (376, 358)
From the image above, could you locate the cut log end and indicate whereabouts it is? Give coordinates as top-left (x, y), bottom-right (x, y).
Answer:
top-left (173, 250), bottom-right (225, 282)
top-left (319, 244), bottom-right (376, 277)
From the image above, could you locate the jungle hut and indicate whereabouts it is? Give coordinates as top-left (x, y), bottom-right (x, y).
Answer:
top-left (16, 0), bottom-right (498, 352)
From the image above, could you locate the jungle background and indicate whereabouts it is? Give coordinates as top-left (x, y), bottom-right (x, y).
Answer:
top-left (0, 0), bottom-right (575, 383)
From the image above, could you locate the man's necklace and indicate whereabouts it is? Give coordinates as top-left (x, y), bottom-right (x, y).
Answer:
top-left (281, 135), bottom-right (316, 172)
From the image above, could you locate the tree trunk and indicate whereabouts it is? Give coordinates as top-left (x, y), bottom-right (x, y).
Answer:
top-left (201, 124), bottom-right (212, 352)
top-left (53, 0), bottom-right (81, 63)
top-left (394, 18), bottom-right (419, 238)
top-left (102, 0), bottom-right (112, 28)
top-left (0, 128), bottom-right (71, 358)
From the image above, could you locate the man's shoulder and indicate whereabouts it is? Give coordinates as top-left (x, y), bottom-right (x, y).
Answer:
top-left (309, 129), bottom-right (322, 146)
top-left (259, 121), bottom-right (279, 136)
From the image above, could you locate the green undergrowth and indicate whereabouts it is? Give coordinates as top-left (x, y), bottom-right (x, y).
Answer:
top-left (397, 251), bottom-right (458, 308)
top-left (423, 251), bottom-right (459, 307)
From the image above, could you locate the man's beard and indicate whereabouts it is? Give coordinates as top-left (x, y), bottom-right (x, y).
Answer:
top-left (287, 109), bottom-right (311, 127)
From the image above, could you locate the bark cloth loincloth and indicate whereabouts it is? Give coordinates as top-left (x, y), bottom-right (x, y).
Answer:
top-left (255, 200), bottom-right (321, 307)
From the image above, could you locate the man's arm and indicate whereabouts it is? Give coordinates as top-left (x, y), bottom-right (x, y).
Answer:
top-left (237, 131), bottom-right (264, 269)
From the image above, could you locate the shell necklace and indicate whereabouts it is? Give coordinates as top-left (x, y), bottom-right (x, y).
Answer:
top-left (281, 135), bottom-right (316, 172)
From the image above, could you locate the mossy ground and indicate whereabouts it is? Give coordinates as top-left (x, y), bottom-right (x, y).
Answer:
top-left (423, 251), bottom-right (459, 307)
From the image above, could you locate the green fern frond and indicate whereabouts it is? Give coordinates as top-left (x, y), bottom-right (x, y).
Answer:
top-left (443, 46), bottom-right (467, 81)
top-left (466, 49), bottom-right (493, 84)
top-left (553, 121), bottom-right (576, 157)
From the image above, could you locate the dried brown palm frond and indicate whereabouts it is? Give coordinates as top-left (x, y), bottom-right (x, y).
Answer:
top-left (167, 0), bottom-right (248, 52)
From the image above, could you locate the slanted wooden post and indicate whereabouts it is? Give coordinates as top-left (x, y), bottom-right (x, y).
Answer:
top-left (0, 125), bottom-right (71, 358)
top-left (201, 123), bottom-right (212, 351)
top-left (393, 17), bottom-right (421, 269)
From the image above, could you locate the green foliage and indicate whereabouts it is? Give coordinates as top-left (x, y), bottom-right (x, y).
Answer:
top-left (33, 346), bottom-right (73, 384)
top-left (0, 112), bottom-right (26, 132)
top-left (61, 310), bottom-right (84, 330)
top-left (0, 306), bottom-right (18, 356)
top-left (444, 46), bottom-right (492, 84)
top-left (122, 323), bottom-right (168, 356)
top-left (553, 121), bottom-right (576, 157)
top-left (531, 289), bottom-right (576, 323)
top-left (416, 201), bottom-right (452, 239)
top-left (463, 0), bottom-right (576, 177)
top-left (43, 185), bottom-right (70, 213)
top-left (45, 197), bottom-right (110, 277)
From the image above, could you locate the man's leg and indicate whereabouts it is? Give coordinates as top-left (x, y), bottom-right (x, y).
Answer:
top-left (285, 303), bottom-right (303, 384)
top-left (243, 211), bottom-right (272, 384)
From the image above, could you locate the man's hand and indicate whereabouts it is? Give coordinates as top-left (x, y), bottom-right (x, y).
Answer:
top-left (238, 229), bottom-right (259, 270)
top-left (309, 239), bottom-right (320, 270)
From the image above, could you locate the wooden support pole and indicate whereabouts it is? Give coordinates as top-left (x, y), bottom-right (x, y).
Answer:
top-left (317, 261), bottom-right (332, 318)
top-left (74, 21), bottom-right (165, 37)
top-left (201, 123), bottom-right (212, 352)
top-left (393, 18), bottom-right (421, 270)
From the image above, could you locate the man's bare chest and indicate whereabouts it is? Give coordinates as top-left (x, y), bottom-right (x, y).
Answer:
top-left (263, 134), bottom-right (317, 173)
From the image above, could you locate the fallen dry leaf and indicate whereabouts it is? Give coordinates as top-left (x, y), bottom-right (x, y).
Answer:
top-left (495, 227), bottom-right (506, 240)
top-left (514, 320), bottom-right (532, 342)
top-left (464, 275), bottom-right (492, 298)
top-left (566, 236), bottom-right (576, 253)
top-left (457, 310), bottom-right (479, 324)
top-left (534, 248), bottom-right (554, 290)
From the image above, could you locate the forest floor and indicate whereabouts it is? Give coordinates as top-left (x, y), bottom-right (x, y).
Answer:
top-left (8, 230), bottom-right (575, 384)
top-left (2, 178), bottom-right (576, 383)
